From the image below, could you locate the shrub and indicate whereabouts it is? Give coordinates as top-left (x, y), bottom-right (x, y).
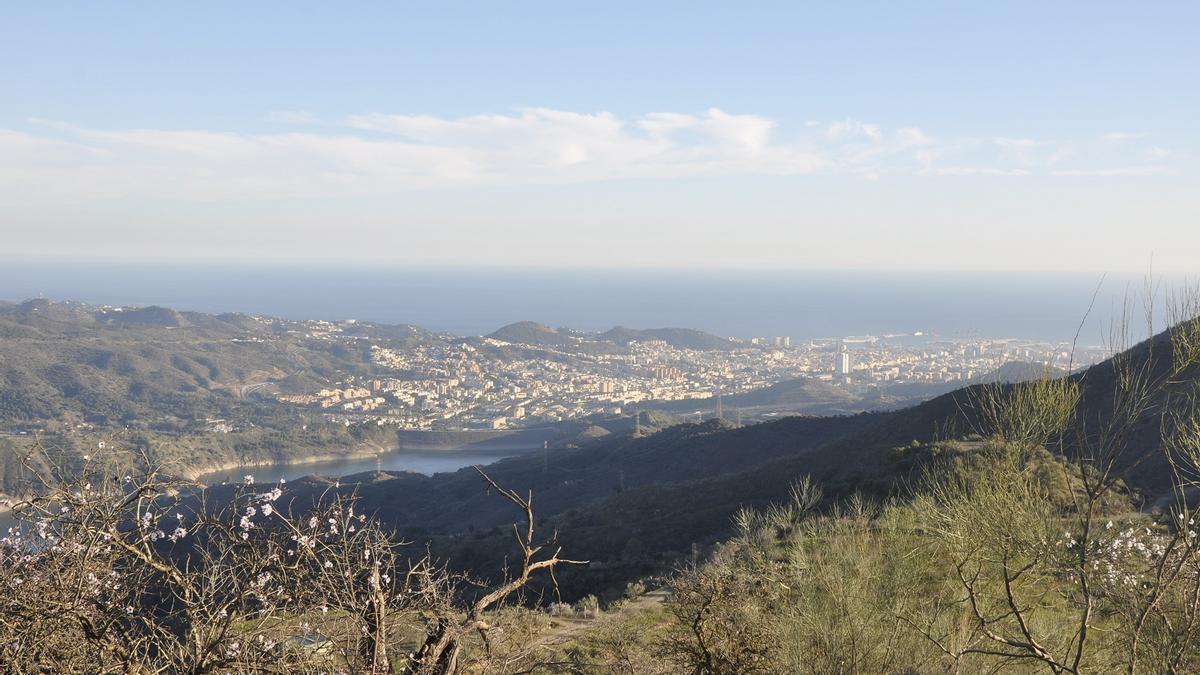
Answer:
top-left (574, 594), bottom-right (600, 619)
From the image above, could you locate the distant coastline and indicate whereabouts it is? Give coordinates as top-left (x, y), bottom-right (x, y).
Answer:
top-left (0, 262), bottom-right (1142, 343)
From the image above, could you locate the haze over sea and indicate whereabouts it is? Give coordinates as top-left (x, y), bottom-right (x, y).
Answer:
top-left (0, 261), bottom-right (1166, 344)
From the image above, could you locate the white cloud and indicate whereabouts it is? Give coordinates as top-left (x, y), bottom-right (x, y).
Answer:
top-left (0, 108), bottom-right (1176, 206)
top-left (935, 167), bottom-right (1030, 176)
top-left (826, 119), bottom-right (883, 142)
top-left (640, 108), bottom-right (777, 153)
top-left (896, 127), bottom-right (935, 147)
top-left (1051, 166), bottom-right (1167, 177)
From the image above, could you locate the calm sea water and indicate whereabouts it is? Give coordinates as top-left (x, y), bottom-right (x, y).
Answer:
top-left (0, 262), bottom-right (1155, 343)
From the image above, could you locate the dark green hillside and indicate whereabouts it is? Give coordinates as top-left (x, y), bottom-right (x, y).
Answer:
top-left (272, 413), bottom-right (872, 532)
top-left (975, 359), bottom-right (1067, 383)
top-left (686, 376), bottom-right (859, 414)
top-left (809, 327), bottom-right (1196, 500)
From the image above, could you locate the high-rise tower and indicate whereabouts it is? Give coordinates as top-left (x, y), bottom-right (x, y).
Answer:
top-left (836, 342), bottom-right (852, 380)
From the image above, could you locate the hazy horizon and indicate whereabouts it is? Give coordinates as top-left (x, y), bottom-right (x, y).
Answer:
top-left (0, 260), bottom-right (1163, 344)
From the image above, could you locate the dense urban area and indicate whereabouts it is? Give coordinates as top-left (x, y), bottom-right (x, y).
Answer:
top-left (274, 317), bottom-right (1108, 431)
top-left (0, 300), bottom-right (1111, 444)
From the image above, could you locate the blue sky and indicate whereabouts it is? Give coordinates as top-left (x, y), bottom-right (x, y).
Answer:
top-left (1, 2), bottom-right (1197, 272)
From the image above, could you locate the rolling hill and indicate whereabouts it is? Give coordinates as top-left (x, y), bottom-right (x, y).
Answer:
top-left (0, 299), bottom-right (437, 429)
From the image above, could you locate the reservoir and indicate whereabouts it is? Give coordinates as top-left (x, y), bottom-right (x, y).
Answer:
top-left (0, 448), bottom-right (528, 534)
top-left (194, 447), bottom-right (524, 486)
top-left (194, 427), bottom-right (561, 485)
top-left (1, 431), bottom-right (553, 532)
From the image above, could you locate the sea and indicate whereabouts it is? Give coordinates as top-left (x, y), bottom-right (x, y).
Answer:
top-left (0, 261), bottom-right (1166, 345)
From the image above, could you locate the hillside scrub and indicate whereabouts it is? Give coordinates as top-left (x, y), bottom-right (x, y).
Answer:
top-left (660, 298), bottom-right (1200, 674)
top-left (660, 440), bottom-right (1200, 673)
top-left (0, 450), bottom-right (583, 673)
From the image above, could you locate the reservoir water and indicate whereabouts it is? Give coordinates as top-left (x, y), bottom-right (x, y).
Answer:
top-left (195, 448), bottom-right (524, 486)
top-left (0, 449), bottom-right (526, 534)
